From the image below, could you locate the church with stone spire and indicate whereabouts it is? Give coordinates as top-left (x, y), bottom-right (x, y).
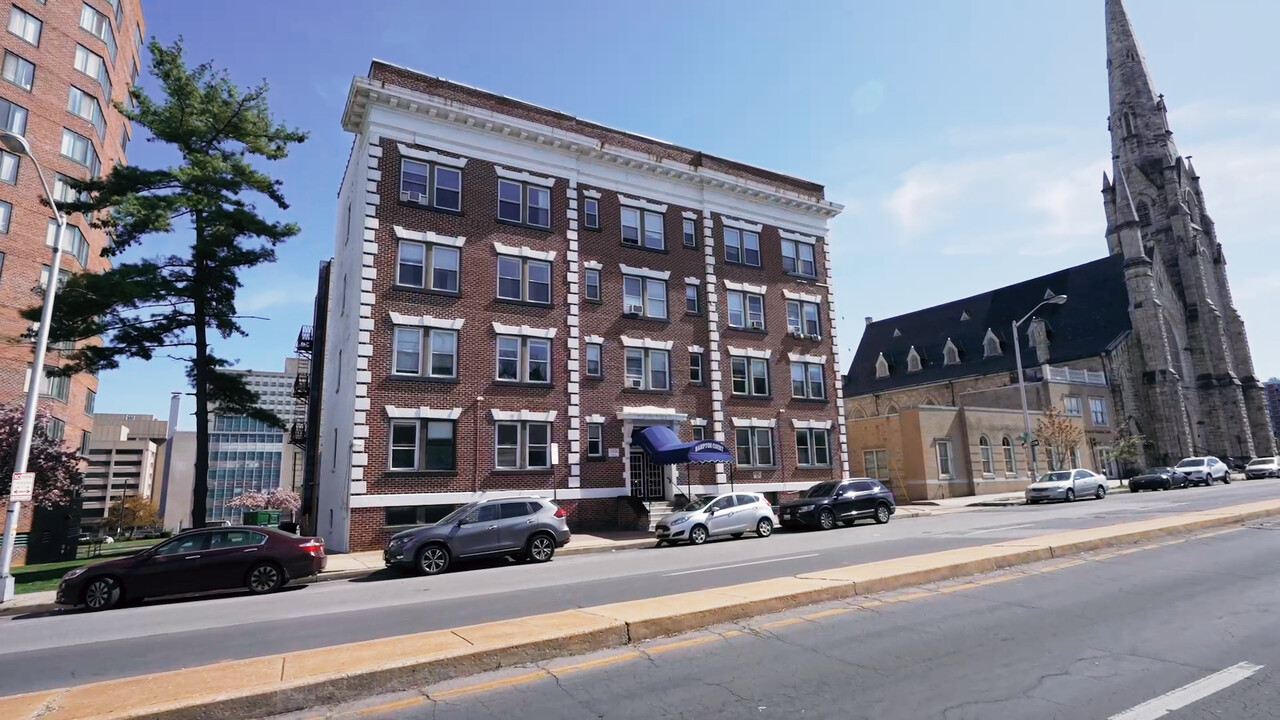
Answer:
top-left (1101, 0), bottom-right (1275, 462)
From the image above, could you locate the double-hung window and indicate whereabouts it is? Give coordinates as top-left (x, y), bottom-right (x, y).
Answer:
top-left (786, 300), bottom-right (821, 336)
top-left (33, 365), bottom-right (69, 402)
top-left (85, 389), bottom-right (96, 414)
top-left (396, 239), bottom-right (459, 292)
top-left (1089, 397), bottom-right (1108, 425)
top-left (392, 326), bottom-right (457, 379)
top-left (689, 352), bottom-right (703, 384)
top-left (582, 197), bottom-right (599, 229)
top-left (0, 203), bottom-right (9, 233)
top-left (621, 207), bottom-right (664, 250)
top-left (1064, 395), bottom-right (1082, 417)
top-left (0, 97), bottom-right (27, 134)
top-left (691, 426), bottom-right (706, 441)
top-left (724, 227), bottom-right (760, 266)
top-left (60, 128), bottom-right (99, 174)
top-left (796, 430), bottom-right (830, 467)
top-left (864, 449), bottom-right (889, 480)
top-left (726, 290), bottom-right (765, 330)
top-left (495, 336), bottom-right (551, 383)
top-left (495, 422), bottom-right (550, 470)
top-left (781, 239), bottom-right (817, 277)
top-left (389, 420), bottom-right (456, 472)
top-left (730, 357), bottom-right (770, 396)
top-left (624, 348), bottom-right (669, 391)
top-left (8, 7), bottom-right (41, 45)
top-left (936, 439), bottom-right (953, 477)
top-left (585, 342), bottom-right (602, 377)
top-left (682, 218), bottom-right (697, 248)
top-left (79, 4), bottom-right (116, 61)
top-left (684, 284), bottom-right (699, 314)
top-left (498, 179), bottom-right (550, 228)
top-left (587, 423), bottom-right (603, 457)
top-left (48, 220), bottom-right (90, 266)
top-left (622, 275), bottom-right (666, 319)
top-left (735, 427), bottom-right (774, 467)
top-left (496, 256), bottom-right (551, 304)
top-left (39, 264), bottom-right (70, 291)
top-left (399, 157), bottom-right (462, 212)
top-left (46, 417), bottom-right (65, 441)
top-left (790, 362), bottom-right (825, 399)
top-left (74, 45), bottom-right (111, 101)
top-left (0, 149), bottom-right (17, 184)
top-left (2, 51), bottom-right (33, 90)
top-left (583, 268), bottom-right (601, 302)
top-left (54, 174), bottom-right (91, 207)
top-left (67, 86), bottom-right (105, 140)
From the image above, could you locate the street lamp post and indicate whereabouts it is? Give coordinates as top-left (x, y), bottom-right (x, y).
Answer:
top-left (1012, 294), bottom-right (1068, 481)
top-left (0, 131), bottom-right (69, 603)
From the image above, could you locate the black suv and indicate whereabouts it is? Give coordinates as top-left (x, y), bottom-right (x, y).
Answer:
top-left (384, 497), bottom-right (571, 575)
top-left (779, 479), bottom-right (896, 530)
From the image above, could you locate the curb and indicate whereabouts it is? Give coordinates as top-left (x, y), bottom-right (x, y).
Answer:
top-left (4, 498), bottom-right (1278, 720)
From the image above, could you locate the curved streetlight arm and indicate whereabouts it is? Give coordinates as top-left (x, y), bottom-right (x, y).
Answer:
top-left (1015, 294), bottom-right (1068, 329)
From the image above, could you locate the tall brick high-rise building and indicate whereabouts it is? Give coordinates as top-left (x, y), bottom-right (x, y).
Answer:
top-left (0, 0), bottom-right (145, 562)
top-left (1101, 0), bottom-right (1275, 463)
top-left (317, 62), bottom-right (848, 552)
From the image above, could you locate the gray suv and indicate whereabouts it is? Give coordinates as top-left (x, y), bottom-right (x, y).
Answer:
top-left (384, 497), bottom-right (571, 575)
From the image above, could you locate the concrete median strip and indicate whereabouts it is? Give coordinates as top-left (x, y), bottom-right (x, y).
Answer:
top-left (3, 497), bottom-right (1278, 720)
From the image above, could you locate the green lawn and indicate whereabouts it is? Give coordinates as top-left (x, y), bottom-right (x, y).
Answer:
top-left (13, 540), bottom-right (160, 595)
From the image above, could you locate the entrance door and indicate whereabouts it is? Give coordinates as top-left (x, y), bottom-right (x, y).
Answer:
top-left (629, 449), bottom-right (665, 500)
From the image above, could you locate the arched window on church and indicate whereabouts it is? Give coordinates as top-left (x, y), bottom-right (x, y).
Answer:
top-left (875, 353), bottom-right (890, 379)
top-left (1001, 437), bottom-right (1017, 475)
top-left (979, 436), bottom-right (994, 476)
top-left (943, 339), bottom-right (960, 366)
top-left (885, 403), bottom-right (899, 417)
top-left (1135, 200), bottom-right (1152, 227)
top-left (906, 347), bottom-right (923, 373)
top-left (983, 329), bottom-right (1002, 358)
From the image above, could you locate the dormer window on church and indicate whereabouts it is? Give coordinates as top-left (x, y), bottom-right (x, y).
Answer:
top-left (875, 353), bottom-right (889, 379)
top-left (983, 329), bottom-right (1002, 358)
top-left (906, 346), bottom-right (923, 373)
top-left (943, 339), bottom-right (960, 366)
top-left (1135, 200), bottom-right (1151, 227)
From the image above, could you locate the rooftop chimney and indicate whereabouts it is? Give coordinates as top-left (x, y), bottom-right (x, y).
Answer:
top-left (865, 316), bottom-right (873, 326)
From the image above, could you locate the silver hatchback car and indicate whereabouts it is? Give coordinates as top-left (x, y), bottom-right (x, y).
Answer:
top-left (655, 492), bottom-right (777, 546)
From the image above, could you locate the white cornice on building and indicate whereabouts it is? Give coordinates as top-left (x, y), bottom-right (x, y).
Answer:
top-left (495, 165), bottom-right (556, 187)
top-left (491, 409), bottom-right (558, 422)
top-left (690, 417), bottom-right (708, 426)
top-left (684, 276), bottom-right (700, 285)
top-left (491, 321), bottom-right (557, 339)
top-left (618, 194), bottom-right (668, 213)
top-left (787, 352), bottom-right (828, 364)
top-left (619, 264), bottom-right (671, 281)
top-left (493, 241), bottom-right (556, 262)
top-left (782, 289), bottom-right (823, 304)
top-left (724, 280), bottom-right (767, 295)
top-left (585, 414), bottom-right (606, 424)
top-left (721, 216), bottom-right (764, 232)
top-left (726, 346), bottom-right (772, 360)
top-left (396, 144), bottom-right (467, 168)
top-left (682, 210), bottom-right (698, 220)
top-left (616, 406), bottom-right (688, 422)
top-left (582, 260), bottom-right (603, 270)
top-left (791, 418), bottom-right (833, 430)
top-left (779, 228), bottom-right (819, 245)
top-left (394, 225), bottom-right (465, 248)
top-left (582, 189), bottom-right (601, 199)
top-left (688, 344), bottom-right (705, 354)
top-left (388, 312), bottom-right (465, 330)
top-left (584, 335), bottom-right (605, 344)
top-left (621, 336), bottom-right (675, 351)
top-left (731, 417), bottom-right (777, 428)
top-left (385, 406), bottom-right (463, 420)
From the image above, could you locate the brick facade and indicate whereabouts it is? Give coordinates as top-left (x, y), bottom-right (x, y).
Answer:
top-left (318, 62), bottom-right (848, 552)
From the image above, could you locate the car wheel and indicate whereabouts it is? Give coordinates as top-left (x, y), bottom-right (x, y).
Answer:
top-left (1095, 484), bottom-right (1107, 500)
top-left (756, 518), bottom-right (774, 538)
top-left (1164, 480), bottom-right (1172, 491)
top-left (654, 540), bottom-right (666, 547)
top-left (874, 504), bottom-right (891, 524)
top-left (416, 544), bottom-right (450, 576)
top-left (1222, 473), bottom-right (1230, 484)
top-left (818, 508), bottom-right (835, 531)
top-left (246, 563), bottom-right (284, 594)
top-left (526, 533), bottom-right (556, 563)
top-left (689, 525), bottom-right (709, 545)
top-left (1065, 489), bottom-right (1075, 503)
top-left (82, 577), bottom-right (122, 611)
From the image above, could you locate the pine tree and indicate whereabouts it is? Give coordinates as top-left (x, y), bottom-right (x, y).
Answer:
top-left (23, 39), bottom-right (307, 528)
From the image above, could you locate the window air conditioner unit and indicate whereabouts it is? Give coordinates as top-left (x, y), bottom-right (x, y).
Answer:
top-left (790, 330), bottom-right (805, 339)
top-left (626, 304), bottom-right (644, 315)
top-left (628, 378), bottom-right (643, 389)
top-left (750, 321), bottom-right (765, 330)
top-left (401, 191), bottom-right (426, 205)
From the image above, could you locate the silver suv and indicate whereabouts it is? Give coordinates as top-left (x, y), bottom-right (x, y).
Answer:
top-left (384, 497), bottom-right (570, 575)
top-left (655, 492), bottom-right (777, 546)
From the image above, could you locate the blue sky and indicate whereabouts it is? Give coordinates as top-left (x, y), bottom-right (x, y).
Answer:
top-left (100, 0), bottom-right (1280, 427)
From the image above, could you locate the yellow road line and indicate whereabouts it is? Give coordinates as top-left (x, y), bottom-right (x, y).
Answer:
top-left (348, 695), bottom-right (425, 716)
top-left (431, 670), bottom-right (549, 699)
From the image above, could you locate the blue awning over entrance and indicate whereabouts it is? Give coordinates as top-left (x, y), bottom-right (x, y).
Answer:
top-left (633, 426), bottom-right (733, 465)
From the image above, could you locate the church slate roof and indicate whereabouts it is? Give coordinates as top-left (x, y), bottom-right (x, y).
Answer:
top-left (845, 254), bottom-right (1132, 396)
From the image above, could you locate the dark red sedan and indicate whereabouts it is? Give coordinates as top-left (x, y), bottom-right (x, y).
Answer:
top-left (56, 526), bottom-right (327, 611)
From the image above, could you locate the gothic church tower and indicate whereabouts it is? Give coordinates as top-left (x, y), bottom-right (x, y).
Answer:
top-left (1101, 0), bottom-right (1275, 462)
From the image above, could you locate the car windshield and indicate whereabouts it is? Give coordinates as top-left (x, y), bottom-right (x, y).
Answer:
top-left (682, 497), bottom-right (714, 512)
top-left (1037, 471), bottom-right (1074, 483)
top-left (436, 503), bottom-right (479, 525)
top-left (1248, 458), bottom-right (1274, 466)
top-left (805, 482), bottom-right (839, 498)
top-left (1177, 459), bottom-right (1205, 468)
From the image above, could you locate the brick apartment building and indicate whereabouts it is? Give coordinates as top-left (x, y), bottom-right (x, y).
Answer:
top-left (317, 61), bottom-right (849, 552)
top-left (0, 0), bottom-right (144, 562)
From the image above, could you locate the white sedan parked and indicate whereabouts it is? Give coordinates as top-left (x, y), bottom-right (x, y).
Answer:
top-left (1175, 457), bottom-right (1230, 486)
top-left (1025, 469), bottom-right (1108, 504)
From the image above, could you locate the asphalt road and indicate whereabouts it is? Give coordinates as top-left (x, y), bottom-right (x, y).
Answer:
top-left (0, 481), bottom-right (1276, 698)
top-left (319, 515), bottom-right (1280, 720)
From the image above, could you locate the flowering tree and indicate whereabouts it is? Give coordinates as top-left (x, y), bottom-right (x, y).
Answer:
top-left (226, 488), bottom-right (300, 512)
top-left (0, 404), bottom-right (83, 507)
top-left (1036, 403), bottom-right (1085, 471)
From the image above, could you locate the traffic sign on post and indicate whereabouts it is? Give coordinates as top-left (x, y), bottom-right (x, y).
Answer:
top-left (9, 472), bottom-right (34, 503)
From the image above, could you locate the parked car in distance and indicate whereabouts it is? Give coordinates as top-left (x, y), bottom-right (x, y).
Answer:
top-left (384, 497), bottom-right (570, 576)
top-left (1025, 469), bottom-right (1108, 504)
top-left (1245, 457), bottom-right (1279, 479)
top-left (57, 527), bottom-right (326, 611)
top-left (1128, 467), bottom-right (1189, 492)
top-left (778, 479), bottom-right (895, 530)
top-left (1175, 457), bottom-right (1230, 485)
top-left (655, 492), bottom-right (776, 546)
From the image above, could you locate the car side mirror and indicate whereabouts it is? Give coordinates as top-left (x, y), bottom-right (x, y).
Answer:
top-left (706, 508), bottom-right (716, 515)
top-left (456, 518), bottom-right (468, 526)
